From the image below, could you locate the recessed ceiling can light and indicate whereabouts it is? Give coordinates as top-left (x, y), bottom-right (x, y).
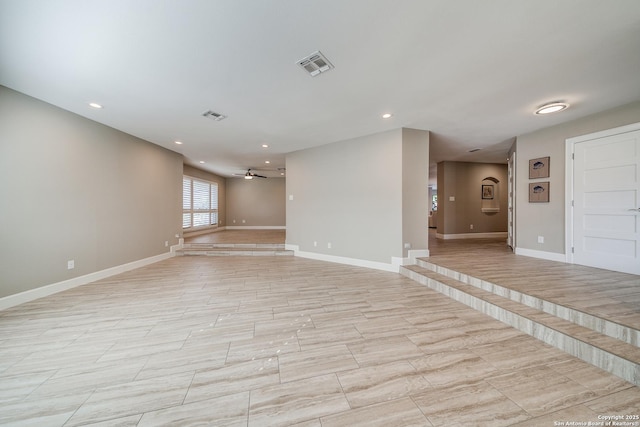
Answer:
top-left (382, 113), bottom-right (393, 119)
top-left (262, 144), bottom-right (269, 148)
top-left (199, 161), bottom-right (205, 164)
top-left (89, 102), bottom-right (103, 109)
top-left (265, 160), bottom-right (270, 164)
top-left (535, 102), bottom-right (569, 115)
top-left (174, 141), bottom-right (183, 145)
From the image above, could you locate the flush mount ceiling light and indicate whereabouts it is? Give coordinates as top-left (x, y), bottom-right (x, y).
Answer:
top-left (535, 102), bottom-right (569, 115)
top-left (262, 144), bottom-right (269, 148)
top-left (297, 51), bottom-right (334, 77)
top-left (88, 102), bottom-right (103, 109)
top-left (382, 113), bottom-right (393, 119)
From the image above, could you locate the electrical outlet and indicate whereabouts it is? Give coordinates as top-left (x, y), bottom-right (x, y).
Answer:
top-left (404, 243), bottom-right (411, 249)
top-left (538, 236), bottom-right (544, 243)
top-left (67, 260), bottom-right (74, 270)
top-left (242, 219), bottom-right (246, 224)
top-left (470, 224), bottom-right (474, 230)
top-left (313, 241), bottom-right (317, 247)
top-left (164, 241), bottom-right (169, 247)
top-left (327, 242), bottom-right (332, 249)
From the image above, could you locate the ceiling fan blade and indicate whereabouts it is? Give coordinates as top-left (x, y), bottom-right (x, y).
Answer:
top-left (254, 174), bottom-right (267, 178)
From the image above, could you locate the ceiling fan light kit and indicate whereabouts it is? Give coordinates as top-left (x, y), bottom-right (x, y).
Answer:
top-left (236, 169), bottom-right (267, 179)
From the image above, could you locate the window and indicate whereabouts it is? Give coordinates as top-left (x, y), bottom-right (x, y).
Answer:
top-left (183, 176), bottom-right (218, 229)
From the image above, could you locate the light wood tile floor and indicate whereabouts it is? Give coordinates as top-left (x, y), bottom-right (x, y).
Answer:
top-left (427, 231), bottom-right (640, 331)
top-left (1, 252), bottom-right (638, 426)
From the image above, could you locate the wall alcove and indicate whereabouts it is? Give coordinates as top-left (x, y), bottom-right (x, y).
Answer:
top-left (481, 176), bottom-right (500, 213)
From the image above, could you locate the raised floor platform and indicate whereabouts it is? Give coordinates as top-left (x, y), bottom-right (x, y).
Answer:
top-left (401, 234), bottom-right (640, 386)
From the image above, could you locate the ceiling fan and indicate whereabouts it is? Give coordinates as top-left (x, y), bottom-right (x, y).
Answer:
top-left (233, 169), bottom-right (267, 179)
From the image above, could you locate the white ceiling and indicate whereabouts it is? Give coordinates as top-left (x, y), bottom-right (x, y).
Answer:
top-left (2, 0), bottom-right (640, 183)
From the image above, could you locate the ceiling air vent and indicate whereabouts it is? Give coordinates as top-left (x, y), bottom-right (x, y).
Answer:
top-left (297, 51), bottom-right (333, 77)
top-left (202, 110), bottom-right (226, 121)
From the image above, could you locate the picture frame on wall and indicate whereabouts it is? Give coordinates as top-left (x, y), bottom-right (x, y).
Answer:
top-left (482, 184), bottom-right (494, 199)
top-left (529, 156), bottom-right (550, 178)
top-left (529, 181), bottom-right (550, 202)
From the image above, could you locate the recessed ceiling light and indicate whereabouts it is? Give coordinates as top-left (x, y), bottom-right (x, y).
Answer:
top-left (262, 144), bottom-right (269, 148)
top-left (265, 160), bottom-right (270, 164)
top-left (199, 161), bottom-right (205, 164)
top-left (535, 102), bottom-right (569, 115)
top-left (382, 113), bottom-right (393, 119)
top-left (280, 172), bottom-right (285, 176)
top-left (89, 102), bottom-right (103, 109)
top-left (174, 141), bottom-right (183, 145)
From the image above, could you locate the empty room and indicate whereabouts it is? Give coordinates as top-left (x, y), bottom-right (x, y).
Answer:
top-left (1, 1), bottom-right (639, 426)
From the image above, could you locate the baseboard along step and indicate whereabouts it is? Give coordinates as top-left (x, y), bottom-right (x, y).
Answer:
top-left (399, 263), bottom-right (640, 387)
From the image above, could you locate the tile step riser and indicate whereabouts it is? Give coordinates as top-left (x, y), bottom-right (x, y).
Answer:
top-left (176, 250), bottom-right (293, 257)
top-left (415, 258), bottom-right (639, 347)
top-left (183, 244), bottom-right (285, 249)
top-left (399, 266), bottom-right (640, 387)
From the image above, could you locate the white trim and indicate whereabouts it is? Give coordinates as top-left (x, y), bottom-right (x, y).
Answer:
top-left (565, 135), bottom-right (575, 263)
top-left (0, 252), bottom-right (174, 311)
top-left (225, 226), bottom-right (286, 230)
top-left (515, 247), bottom-right (566, 262)
top-left (286, 245), bottom-right (398, 273)
top-left (565, 121), bottom-right (640, 266)
top-left (408, 249), bottom-right (429, 263)
top-left (567, 122), bottom-right (640, 144)
top-left (435, 232), bottom-right (508, 240)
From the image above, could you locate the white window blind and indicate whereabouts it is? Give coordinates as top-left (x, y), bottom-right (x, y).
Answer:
top-left (182, 176), bottom-right (218, 229)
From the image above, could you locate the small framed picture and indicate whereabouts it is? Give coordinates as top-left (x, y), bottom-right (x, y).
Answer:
top-left (529, 182), bottom-right (550, 202)
top-left (529, 156), bottom-right (550, 179)
top-left (482, 184), bottom-right (494, 199)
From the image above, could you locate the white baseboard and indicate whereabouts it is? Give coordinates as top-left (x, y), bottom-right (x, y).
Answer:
top-left (286, 245), bottom-right (398, 273)
top-left (436, 232), bottom-right (508, 240)
top-left (224, 226), bottom-right (286, 230)
top-left (515, 247), bottom-right (566, 263)
top-left (0, 251), bottom-right (174, 311)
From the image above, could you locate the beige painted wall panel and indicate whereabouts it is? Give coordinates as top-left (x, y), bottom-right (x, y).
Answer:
top-left (437, 161), bottom-right (508, 235)
top-left (226, 177), bottom-right (285, 227)
top-left (0, 86), bottom-right (183, 298)
top-left (286, 129), bottom-right (403, 263)
top-left (402, 128), bottom-right (430, 256)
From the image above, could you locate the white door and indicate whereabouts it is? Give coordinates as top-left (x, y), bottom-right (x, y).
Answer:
top-left (571, 128), bottom-right (640, 275)
top-left (507, 152), bottom-right (516, 250)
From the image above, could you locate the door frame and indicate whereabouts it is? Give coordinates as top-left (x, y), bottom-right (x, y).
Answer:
top-left (564, 121), bottom-right (640, 264)
top-left (507, 151), bottom-right (516, 251)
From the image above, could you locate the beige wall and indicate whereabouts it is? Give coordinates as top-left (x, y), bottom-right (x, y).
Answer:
top-left (402, 128), bottom-right (430, 256)
top-left (0, 86), bottom-right (183, 298)
top-left (226, 177), bottom-right (285, 227)
top-left (515, 101), bottom-right (640, 255)
top-left (286, 128), bottom-right (428, 265)
top-left (437, 161), bottom-right (508, 236)
top-left (183, 165), bottom-right (227, 229)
